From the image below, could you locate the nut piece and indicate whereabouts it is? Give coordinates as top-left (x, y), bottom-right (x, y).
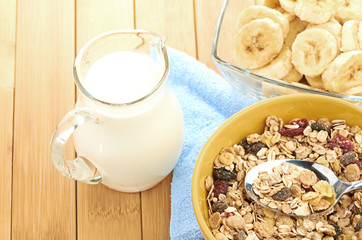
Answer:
top-left (209, 212), bottom-right (221, 229)
top-left (345, 164), bottom-right (360, 182)
top-left (205, 176), bottom-right (213, 191)
top-left (226, 215), bottom-right (245, 230)
top-left (299, 169), bottom-right (318, 186)
top-left (254, 221), bottom-right (275, 238)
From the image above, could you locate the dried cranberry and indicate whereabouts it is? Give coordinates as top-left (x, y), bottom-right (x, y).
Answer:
top-left (291, 118), bottom-right (309, 128)
top-left (329, 135), bottom-right (354, 154)
top-left (304, 186), bottom-right (315, 192)
top-left (352, 160), bottom-right (362, 170)
top-left (311, 122), bottom-right (330, 135)
top-left (227, 212), bottom-right (235, 217)
top-left (272, 187), bottom-right (291, 201)
top-left (340, 151), bottom-right (358, 165)
top-left (279, 118), bottom-right (309, 137)
top-left (213, 179), bottom-right (228, 198)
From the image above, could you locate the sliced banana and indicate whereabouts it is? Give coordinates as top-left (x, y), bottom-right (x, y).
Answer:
top-left (341, 86), bottom-right (362, 96)
top-left (237, 5), bottom-right (289, 38)
top-left (279, 0), bottom-right (297, 15)
top-left (276, 7), bottom-right (296, 22)
top-left (307, 18), bottom-right (342, 50)
top-left (263, 0), bottom-right (280, 9)
top-left (292, 28), bottom-right (338, 76)
top-left (294, 0), bottom-right (335, 24)
top-left (335, 0), bottom-right (362, 24)
top-left (282, 66), bottom-right (303, 83)
top-left (253, 45), bottom-right (293, 79)
top-left (285, 17), bottom-right (308, 49)
top-left (322, 50), bottom-right (362, 93)
top-left (341, 20), bottom-right (360, 52)
top-left (235, 18), bottom-right (284, 69)
top-left (359, 23), bottom-right (362, 50)
top-left (305, 75), bottom-right (324, 89)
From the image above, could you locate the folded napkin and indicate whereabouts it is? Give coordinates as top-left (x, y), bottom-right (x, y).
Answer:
top-left (168, 48), bottom-right (256, 239)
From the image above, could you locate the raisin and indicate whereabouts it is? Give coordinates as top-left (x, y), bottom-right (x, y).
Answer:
top-left (272, 187), bottom-right (291, 201)
top-left (340, 151), bottom-right (358, 165)
top-left (212, 200), bottom-right (228, 213)
top-left (213, 167), bottom-right (235, 180)
top-left (213, 179), bottom-right (228, 198)
top-left (279, 118), bottom-right (309, 137)
top-left (311, 122), bottom-right (330, 134)
top-left (239, 138), bottom-right (267, 155)
top-left (332, 224), bottom-right (341, 240)
top-left (329, 135), bottom-right (354, 154)
top-left (248, 142), bottom-right (268, 155)
top-left (356, 220), bottom-right (362, 232)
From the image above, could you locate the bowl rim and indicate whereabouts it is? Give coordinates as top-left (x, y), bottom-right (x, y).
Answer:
top-left (211, 0), bottom-right (362, 102)
top-left (191, 94), bottom-right (362, 240)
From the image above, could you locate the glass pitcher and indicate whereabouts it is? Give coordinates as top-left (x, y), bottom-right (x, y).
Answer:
top-left (50, 30), bottom-right (184, 192)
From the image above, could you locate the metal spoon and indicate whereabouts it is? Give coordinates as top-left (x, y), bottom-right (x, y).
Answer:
top-left (244, 159), bottom-right (362, 217)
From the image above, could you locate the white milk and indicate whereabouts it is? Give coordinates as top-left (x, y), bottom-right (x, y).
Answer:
top-left (73, 51), bottom-right (184, 192)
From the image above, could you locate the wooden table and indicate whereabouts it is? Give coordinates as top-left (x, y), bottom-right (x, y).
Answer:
top-left (0, 0), bottom-right (236, 239)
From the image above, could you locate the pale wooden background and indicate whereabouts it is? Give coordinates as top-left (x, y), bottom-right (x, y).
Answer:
top-left (0, 0), bottom-right (253, 239)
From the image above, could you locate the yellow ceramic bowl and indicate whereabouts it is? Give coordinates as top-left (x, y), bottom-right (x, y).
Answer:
top-left (191, 94), bottom-right (362, 240)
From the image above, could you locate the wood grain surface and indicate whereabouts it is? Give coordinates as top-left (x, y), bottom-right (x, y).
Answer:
top-left (0, 0), bottom-right (231, 239)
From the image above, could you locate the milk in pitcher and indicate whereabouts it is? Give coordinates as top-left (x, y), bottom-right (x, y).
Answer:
top-left (73, 51), bottom-right (184, 192)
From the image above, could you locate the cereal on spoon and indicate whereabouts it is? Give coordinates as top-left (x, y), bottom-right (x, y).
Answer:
top-left (252, 162), bottom-right (336, 216)
top-left (205, 115), bottom-right (362, 240)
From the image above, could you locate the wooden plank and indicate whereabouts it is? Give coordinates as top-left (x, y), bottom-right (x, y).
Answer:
top-left (0, 0), bottom-right (16, 238)
top-left (12, 0), bottom-right (76, 239)
top-left (0, 0), bottom-right (16, 88)
top-left (135, 1), bottom-right (196, 239)
top-left (0, 89), bottom-right (13, 240)
top-left (141, 174), bottom-right (172, 240)
top-left (75, 1), bottom-right (142, 239)
top-left (135, 0), bottom-right (196, 57)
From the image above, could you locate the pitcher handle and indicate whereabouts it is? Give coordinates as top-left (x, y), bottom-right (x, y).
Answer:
top-left (50, 108), bottom-right (102, 184)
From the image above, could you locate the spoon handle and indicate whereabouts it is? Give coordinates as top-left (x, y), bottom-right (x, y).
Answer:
top-left (344, 180), bottom-right (362, 194)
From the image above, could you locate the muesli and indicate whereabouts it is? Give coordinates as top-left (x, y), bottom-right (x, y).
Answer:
top-left (252, 162), bottom-right (336, 216)
top-left (205, 116), bottom-right (362, 240)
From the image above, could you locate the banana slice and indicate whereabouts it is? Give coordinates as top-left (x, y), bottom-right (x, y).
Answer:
top-left (285, 17), bottom-right (308, 49)
top-left (341, 20), bottom-right (360, 52)
top-left (359, 23), bottom-right (362, 50)
top-left (307, 18), bottom-right (342, 50)
top-left (276, 7), bottom-right (296, 22)
top-left (335, 0), bottom-right (362, 24)
top-left (263, 0), bottom-right (280, 9)
top-left (235, 18), bottom-right (284, 69)
top-left (237, 5), bottom-right (289, 38)
top-left (341, 86), bottom-right (362, 96)
top-left (294, 0), bottom-right (335, 24)
top-left (253, 45), bottom-right (293, 79)
top-left (279, 0), bottom-right (297, 15)
top-left (292, 28), bottom-right (338, 76)
top-left (322, 50), bottom-right (362, 93)
top-left (282, 66), bottom-right (303, 83)
top-left (305, 75), bottom-right (324, 89)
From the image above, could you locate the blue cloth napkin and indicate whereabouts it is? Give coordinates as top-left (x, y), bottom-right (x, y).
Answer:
top-left (168, 48), bottom-right (256, 239)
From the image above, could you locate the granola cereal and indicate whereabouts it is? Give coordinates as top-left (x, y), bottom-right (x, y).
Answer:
top-left (252, 162), bottom-right (336, 216)
top-left (205, 116), bottom-right (362, 239)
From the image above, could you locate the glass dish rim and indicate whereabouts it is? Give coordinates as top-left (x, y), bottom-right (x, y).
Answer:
top-left (211, 0), bottom-right (362, 102)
